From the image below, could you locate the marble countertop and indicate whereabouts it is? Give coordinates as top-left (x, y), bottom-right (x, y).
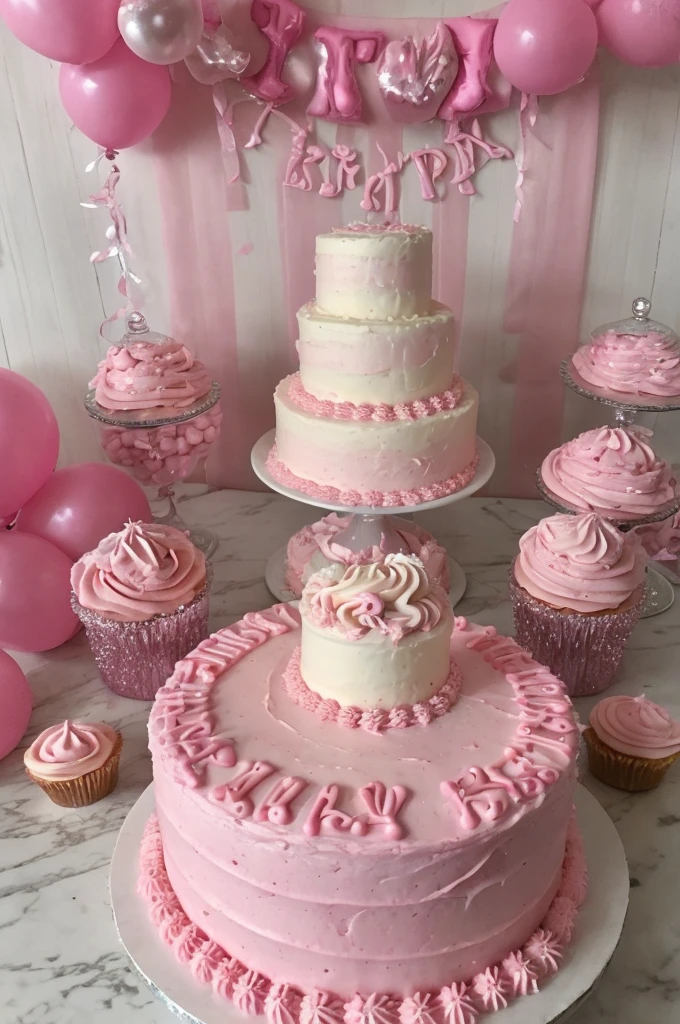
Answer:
top-left (2, 490), bottom-right (678, 1024)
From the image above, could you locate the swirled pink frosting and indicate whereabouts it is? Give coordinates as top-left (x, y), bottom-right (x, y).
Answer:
top-left (303, 553), bottom-right (447, 642)
top-left (541, 426), bottom-right (675, 519)
top-left (24, 720), bottom-right (118, 781)
top-left (71, 521), bottom-right (207, 622)
top-left (514, 512), bottom-right (647, 613)
top-left (90, 340), bottom-right (212, 411)
top-left (590, 695), bottom-right (680, 760)
top-left (572, 330), bottom-right (680, 397)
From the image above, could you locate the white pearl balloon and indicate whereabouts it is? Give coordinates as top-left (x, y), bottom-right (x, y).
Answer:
top-left (118, 0), bottom-right (204, 66)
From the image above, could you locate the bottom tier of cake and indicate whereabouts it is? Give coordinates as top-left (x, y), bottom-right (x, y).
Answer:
top-left (269, 374), bottom-right (479, 506)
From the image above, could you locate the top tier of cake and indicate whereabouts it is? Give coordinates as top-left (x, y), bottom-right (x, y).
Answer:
top-left (299, 553), bottom-right (454, 710)
top-left (315, 224), bottom-right (433, 321)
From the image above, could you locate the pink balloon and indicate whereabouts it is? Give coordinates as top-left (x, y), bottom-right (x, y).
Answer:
top-left (0, 532), bottom-right (80, 653)
top-left (494, 0), bottom-right (599, 95)
top-left (59, 38), bottom-right (172, 151)
top-left (17, 463), bottom-right (152, 562)
top-left (0, 649), bottom-right (32, 760)
top-left (0, 369), bottom-right (59, 525)
top-left (0, 0), bottom-right (120, 64)
top-left (595, 0), bottom-right (680, 68)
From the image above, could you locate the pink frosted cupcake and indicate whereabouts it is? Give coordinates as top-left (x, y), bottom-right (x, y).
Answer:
top-left (510, 513), bottom-right (647, 697)
top-left (90, 337), bottom-right (212, 414)
top-left (541, 426), bottom-right (675, 521)
top-left (571, 329), bottom-right (680, 397)
top-left (24, 720), bottom-right (122, 807)
top-left (71, 521), bottom-right (210, 700)
top-left (584, 695), bottom-right (680, 791)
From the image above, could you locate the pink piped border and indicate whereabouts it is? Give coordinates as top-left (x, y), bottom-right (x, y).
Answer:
top-left (283, 646), bottom-right (462, 732)
top-left (138, 811), bottom-right (587, 1024)
top-left (286, 373), bottom-right (465, 423)
top-left (266, 446), bottom-right (479, 508)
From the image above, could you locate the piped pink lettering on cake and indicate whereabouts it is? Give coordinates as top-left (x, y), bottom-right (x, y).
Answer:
top-left (244, 0), bottom-right (306, 104)
top-left (356, 782), bottom-right (407, 840)
top-left (254, 776), bottom-right (308, 825)
top-left (303, 784), bottom-right (367, 838)
top-left (410, 149), bottom-right (447, 201)
top-left (308, 27), bottom-right (385, 123)
top-left (211, 761), bottom-right (276, 818)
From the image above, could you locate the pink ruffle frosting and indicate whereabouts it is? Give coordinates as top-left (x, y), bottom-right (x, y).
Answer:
top-left (286, 372), bottom-right (464, 422)
top-left (24, 720), bottom-right (117, 781)
top-left (514, 512), bottom-right (647, 614)
top-left (283, 646), bottom-right (461, 732)
top-left (267, 444), bottom-right (479, 509)
top-left (339, 223), bottom-right (426, 236)
top-left (138, 811), bottom-right (586, 1024)
top-left (590, 695), bottom-right (680, 760)
top-left (571, 330), bottom-right (680, 397)
top-left (541, 426), bottom-right (675, 520)
top-left (71, 521), bottom-right (207, 623)
top-left (286, 515), bottom-right (449, 598)
top-left (91, 340), bottom-right (212, 412)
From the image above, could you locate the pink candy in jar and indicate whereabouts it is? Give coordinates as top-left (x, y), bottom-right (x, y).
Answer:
top-left (100, 404), bottom-right (223, 486)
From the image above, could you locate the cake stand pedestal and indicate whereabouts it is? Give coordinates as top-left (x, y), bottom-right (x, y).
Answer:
top-left (251, 430), bottom-right (495, 606)
top-left (554, 360), bottom-right (680, 617)
top-left (110, 783), bottom-right (628, 1024)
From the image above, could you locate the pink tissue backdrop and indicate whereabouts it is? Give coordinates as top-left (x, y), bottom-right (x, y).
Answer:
top-left (151, 12), bottom-right (601, 497)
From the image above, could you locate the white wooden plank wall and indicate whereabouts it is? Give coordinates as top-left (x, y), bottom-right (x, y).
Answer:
top-left (1, 5), bottom-right (680, 488)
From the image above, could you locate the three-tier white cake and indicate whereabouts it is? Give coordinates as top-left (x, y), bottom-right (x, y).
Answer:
top-left (267, 224), bottom-right (479, 506)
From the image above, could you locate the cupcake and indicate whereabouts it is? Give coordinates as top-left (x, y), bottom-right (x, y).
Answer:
top-left (71, 521), bottom-right (211, 700)
top-left (541, 426), bottom-right (676, 521)
top-left (24, 720), bottom-right (122, 807)
top-left (285, 513), bottom-right (450, 598)
top-left (584, 695), bottom-right (680, 791)
top-left (90, 337), bottom-right (212, 414)
top-left (510, 513), bottom-right (647, 697)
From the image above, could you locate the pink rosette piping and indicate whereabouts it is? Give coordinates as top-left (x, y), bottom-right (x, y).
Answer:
top-left (286, 373), bottom-right (464, 422)
top-left (283, 646), bottom-right (462, 732)
top-left (266, 445), bottom-right (479, 509)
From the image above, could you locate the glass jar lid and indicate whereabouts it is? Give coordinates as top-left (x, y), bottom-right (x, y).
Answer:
top-left (591, 297), bottom-right (680, 344)
top-left (120, 311), bottom-right (173, 347)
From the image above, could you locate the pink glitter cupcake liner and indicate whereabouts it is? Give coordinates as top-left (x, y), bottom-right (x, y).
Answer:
top-left (509, 574), bottom-right (643, 698)
top-left (72, 576), bottom-right (211, 701)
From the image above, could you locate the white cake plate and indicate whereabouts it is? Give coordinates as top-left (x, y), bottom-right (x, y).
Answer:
top-left (110, 784), bottom-right (628, 1024)
top-left (251, 430), bottom-right (495, 516)
top-left (265, 544), bottom-right (468, 608)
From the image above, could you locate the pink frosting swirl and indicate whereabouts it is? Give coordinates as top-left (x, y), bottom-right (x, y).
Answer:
top-left (590, 695), bottom-right (680, 760)
top-left (303, 553), bottom-right (447, 641)
top-left (514, 513), bottom-right (647, 613)
top-left (572, 330), bottom-right (680, 397)
top-left (24, 720), bottom-right (118, 780)
top-left (90, 340), bottom-right (212, 412)
top-left (541, 426), bottom-right (675, 519)
top-left (71, 521), bottom-right (207, 622)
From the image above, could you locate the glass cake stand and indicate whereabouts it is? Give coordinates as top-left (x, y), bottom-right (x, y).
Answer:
top-left (251, 429), bottom-right (496, 605)
top-left (85, 383), bottom-right (222, 557)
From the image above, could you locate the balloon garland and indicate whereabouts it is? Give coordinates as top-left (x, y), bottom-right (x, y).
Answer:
top-left (1, 0), bottom-right (678, 154)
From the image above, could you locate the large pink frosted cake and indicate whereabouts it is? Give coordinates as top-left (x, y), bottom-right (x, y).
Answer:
top-left (266, 225), bottom-right (479, 506)
top-left (142, 555), bottom-right (585, 1021)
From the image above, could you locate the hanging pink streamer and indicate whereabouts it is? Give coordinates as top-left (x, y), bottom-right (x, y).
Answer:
top-left (513, 93), bottom-right (539, 222)
top-left (504, 70), bottom-right (601, 496)
top-left (308, 26), bottom-right (385, 123)
top-left (243, 0), bottom-right (306, 104)
top-left (82, 161), bottom-right (142, 334)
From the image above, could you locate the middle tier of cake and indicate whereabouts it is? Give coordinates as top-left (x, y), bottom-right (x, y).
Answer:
top-left (270, 373), bottom-right (479, 504)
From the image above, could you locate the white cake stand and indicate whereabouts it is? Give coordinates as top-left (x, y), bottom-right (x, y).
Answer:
top-left (111, 783), bottom-right (628, 1024)
top-left (252, 430), bottom-right (495, 605)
